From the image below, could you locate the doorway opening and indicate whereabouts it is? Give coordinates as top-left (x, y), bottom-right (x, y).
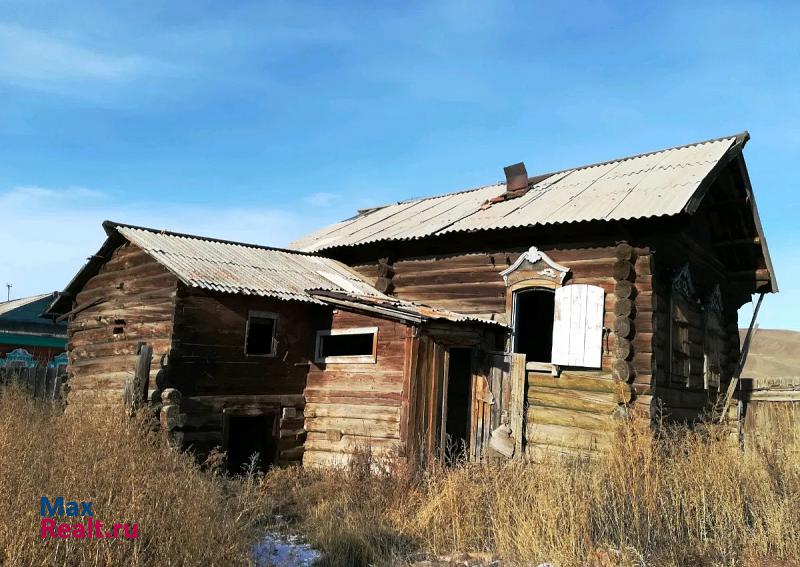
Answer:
top-left (513, 288), bottom-right (555, 363)
top-left (225, 413), bottom-right (277, 475)
top-left (444, 348), bottom-right (472, 462)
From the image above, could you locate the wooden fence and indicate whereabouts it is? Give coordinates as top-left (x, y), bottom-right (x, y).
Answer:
top-left (0, 365), bottom-right (65, 401)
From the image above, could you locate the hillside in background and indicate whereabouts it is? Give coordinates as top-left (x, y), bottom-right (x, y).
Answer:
top-left (741, 328), bottom-right (800, 378)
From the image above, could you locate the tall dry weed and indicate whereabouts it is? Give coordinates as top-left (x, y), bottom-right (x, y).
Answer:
top-left (0, 386), bottom-right (265, 566)
top-left (259, 407), bottom-right (800, 567)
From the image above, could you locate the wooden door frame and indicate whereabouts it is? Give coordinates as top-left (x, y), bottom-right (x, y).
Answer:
top-left (222, 407), bottom-right (280, 468)
top-left (438, 346), bottom-right (475, 457)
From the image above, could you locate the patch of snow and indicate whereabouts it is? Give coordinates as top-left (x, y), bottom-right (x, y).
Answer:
top-left (252, 533), bottom-right (322, 567)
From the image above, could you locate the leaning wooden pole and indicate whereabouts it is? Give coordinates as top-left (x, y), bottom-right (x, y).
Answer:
top-left (717, 292), bottom-right (765, 424)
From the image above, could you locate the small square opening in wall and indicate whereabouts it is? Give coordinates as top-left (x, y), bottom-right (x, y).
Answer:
top-left (315, 327), bottom-right (378, 364)
top-left (245, 311), bottom-right (278, 356)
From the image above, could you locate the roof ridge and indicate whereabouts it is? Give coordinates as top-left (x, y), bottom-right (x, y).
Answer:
top-left (0, 292), bottom-right (52, 306)
top-left (104, 220), bottom-right (320, 256)
top-left (532, 131), bottom-right (748, 180)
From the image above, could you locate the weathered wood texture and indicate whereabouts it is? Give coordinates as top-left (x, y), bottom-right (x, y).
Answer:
top-left (302, 310), bottom-right (408, 468)
top-left (642, 212), bottom-right (745, 423)
top-left (67, 242), bottom-right (178, 408)
top-left (353, 245), bottom-right (654, 456)
top-left (172, 288), bottom-right (325, 464)
top-left (382, 246), bottom-right (635, 320)
top-left (524, 370), bottom-right (623, 455)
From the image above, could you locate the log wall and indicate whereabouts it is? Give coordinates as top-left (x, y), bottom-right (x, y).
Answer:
top-left (355, 244), bottom-right (654, 456)
top-left (302, 310), bottom-right (410, 468)
top-left (646, 225), bottom-right (743, 423)
top-left (67, 242), bottom-right (178, 408)
top-left (172, 288), bottom-right (325, 464)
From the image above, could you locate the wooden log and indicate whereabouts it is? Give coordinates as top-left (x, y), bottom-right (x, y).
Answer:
top-left (304, 433), bottom-right (400, 455)
top-left (612, 260), bottom-right (634, 282)
top-left (305, 416), bottom-right (399, 439)
top-left (613, 337), bottom-right (632, 360)
top-left (304, 403), bottom-right (400, 421)
top-left (614, 242), bottom-right (634, 261)
top-left (160, 404), bottom-right (187, 430)
top-left (529, 371), bottom-right (620, 395)
top-left (614, 316), bottom-right (633, 339)
top-left (374, 277), bottom-right (394, 294)
top-left (612, 359), bottom-right (632, 383)
top-left (528, 405), bottom-right (611, 430)
top-left (527, 387), bottom-right (619, 414)
top-left (614, 280), bottom-right (634, 300)
top-left (525, 422), bottom-right (611, 451)
top-left (613, 298), bottom-right (634, 317)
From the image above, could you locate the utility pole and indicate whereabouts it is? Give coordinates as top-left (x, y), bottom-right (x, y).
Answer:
top-left (5, 283), bottom-right (11, 302)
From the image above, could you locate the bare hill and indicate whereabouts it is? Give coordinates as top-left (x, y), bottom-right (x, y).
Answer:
top-left (741, 328), bottom-right (800, 378)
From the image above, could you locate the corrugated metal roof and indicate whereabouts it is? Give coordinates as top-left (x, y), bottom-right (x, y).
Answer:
top-left (0, 293), bottom-right (55, 318)
top-left (114, 225), bottom-right (385, 304)
top-left (291, 134), bottom-right (743, 252)
top-left (310, 291), bottom-right (505, 327)
top-left (111, 225), bottom-right (501, 327)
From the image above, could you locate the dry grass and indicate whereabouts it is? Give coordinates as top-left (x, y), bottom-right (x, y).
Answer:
top-left (0, 386), bottom-right (266, 566)
top-left (259, 408), bottom-right (800, 567)
top-left (2, 382), bottom-right (798, 567)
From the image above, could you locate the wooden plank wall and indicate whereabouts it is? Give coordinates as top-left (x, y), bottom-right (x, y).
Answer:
top-left (303, 310), bottom-right (409, 468)
top-left (172, 288), bottom-right (322, 464)
top-left (67, 242), bottom-right (177, 408)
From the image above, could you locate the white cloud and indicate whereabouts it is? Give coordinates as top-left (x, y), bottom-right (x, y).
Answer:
top-left (0, 185), bottom-right (326, 300)
top-left (303, 192), bottom-right (339, 207)
top-left (0, 23), bottom-right (168, 94)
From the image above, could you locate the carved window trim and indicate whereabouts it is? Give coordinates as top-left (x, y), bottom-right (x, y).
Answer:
top-left (670, 265), bottom-right (694, 387)
top-left (500, 246), bottom-right (570, 285)
top-left (703, 285), bottom-right (724, 390)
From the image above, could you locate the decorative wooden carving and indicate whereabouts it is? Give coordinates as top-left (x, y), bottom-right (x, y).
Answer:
top-left (707, 284), bottom-right (723, 314)
top-left (672, 264), bottom-right (695, 299)
top-left (500, 246), bottom-right (570, 285)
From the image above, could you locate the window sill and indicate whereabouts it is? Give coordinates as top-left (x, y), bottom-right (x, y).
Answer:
top-left (526, 361), bottom-right (558, 375)
top-left (315, 355), bottom-right (377, 365)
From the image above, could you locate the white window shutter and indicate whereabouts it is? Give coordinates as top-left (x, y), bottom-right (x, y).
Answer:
top-left (551, 284), bottom-right (605, 368)
top-left (551, 286), bottom-right (572, 365)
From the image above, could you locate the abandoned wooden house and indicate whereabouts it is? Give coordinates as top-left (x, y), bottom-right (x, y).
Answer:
top-left (47, 131), bottom-right (777, 469)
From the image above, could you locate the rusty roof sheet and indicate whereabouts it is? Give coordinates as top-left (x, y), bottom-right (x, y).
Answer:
top-left (310, 290), bottom-right (504, 327)
top-left (291, 134), bottom-right (744, 252)
top-left (109, 224), bottom-right (500, 327)
top-left (114, 225), bottom-right (384, 304)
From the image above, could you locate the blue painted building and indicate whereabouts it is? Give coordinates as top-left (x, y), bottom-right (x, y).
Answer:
top-left (0, 293), bottom-right (67, 366)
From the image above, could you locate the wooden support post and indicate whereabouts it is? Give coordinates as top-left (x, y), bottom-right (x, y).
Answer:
top-left (125, 342), bottom-right (152, 414)
top-left (509, 353), bottom-right (526, 457)
top-left (718, 293), bottom-right (764, 424)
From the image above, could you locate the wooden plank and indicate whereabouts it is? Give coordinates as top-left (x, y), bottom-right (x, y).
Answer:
top-left (528, 405), bottom-right (611, 430)
top-left (568, 284), bottom-right (588, 366)
top-left (528, 386), bottom-right (619, 414)
top-left (305, 416), bottom-right (399, 439)
top-left (509, 353), bottom-right (526, 457)
top-left (526, 422), bottom-right (611, 451)
top-left (304, 403), bottom-right (400, 420)
top-left (551, 286), bottom-right (572, 365)
top-left (529, 372), bottom-right (632, 402)
top-left (584, 285), bottom-right (605, 368)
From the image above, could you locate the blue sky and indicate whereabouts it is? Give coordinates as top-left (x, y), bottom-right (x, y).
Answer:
top-left (0, 1), bottom-right (798, 329)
